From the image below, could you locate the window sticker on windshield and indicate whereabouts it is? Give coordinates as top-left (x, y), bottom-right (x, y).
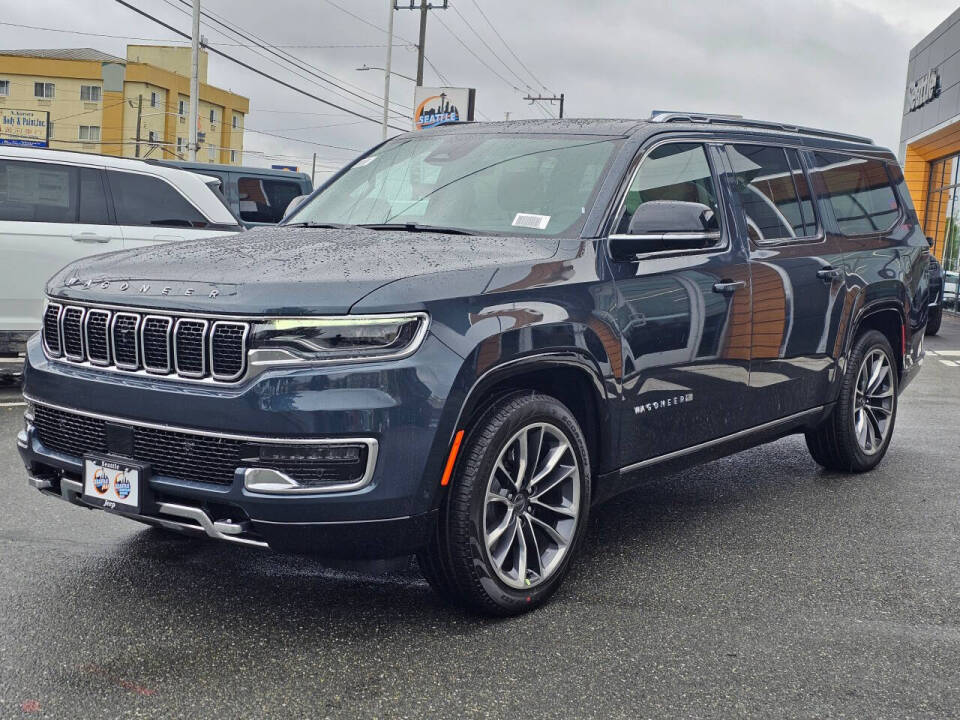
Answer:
top-left (354, 156), bottom-right (376, 168)
top-left (512, 213), bottom-right (551, 230)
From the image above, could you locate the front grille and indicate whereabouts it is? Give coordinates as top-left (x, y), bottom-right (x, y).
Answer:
top-left (31, 403), bottom-right (370, 488)
top-left (43, 303), bottom-right (62, 356)
top-left (42, 302), bottom-right (248, 383)
top-left (85, 309), bottom-right (111, 365)
top-left (62, 307), bottom-right (85, 360)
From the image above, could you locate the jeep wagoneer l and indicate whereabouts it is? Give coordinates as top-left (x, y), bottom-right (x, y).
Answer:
top-left (19, 114), bottom-right (929, 615)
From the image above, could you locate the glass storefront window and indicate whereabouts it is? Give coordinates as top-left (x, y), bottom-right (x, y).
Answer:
top-left (924, 155), bottom-right (960, 311)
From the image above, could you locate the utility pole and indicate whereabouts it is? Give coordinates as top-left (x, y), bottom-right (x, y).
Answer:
top-left (524, 93), bottom-right (565, 119)
top-left (382, 0), bottom-right (394, 140)
top-left (188, 0), bottom-right (201, 161)
top-left (133, 94), bottom-right (143, 158)
top-left (394, 1), bottom-right (448, 86)
top-left (311, 152), bottom-right (317, 186)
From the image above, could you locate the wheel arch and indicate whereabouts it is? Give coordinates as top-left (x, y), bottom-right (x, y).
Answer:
top-left (847, 302), bottom-right (905, 377)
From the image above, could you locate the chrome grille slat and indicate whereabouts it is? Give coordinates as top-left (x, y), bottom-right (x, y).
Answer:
top-left (42, 303), bottom-right (63, 357)
top-left (44, 302), bottom-right (248, 384)
top-left (61, 306), bottom-right (85, 361)
top-left (84, 309), bottom-right (111, 366)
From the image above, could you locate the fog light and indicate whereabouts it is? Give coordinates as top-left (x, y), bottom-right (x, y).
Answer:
top-left (243, 440), bottom-right (377, 494)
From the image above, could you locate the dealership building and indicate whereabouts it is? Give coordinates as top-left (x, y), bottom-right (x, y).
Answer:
top-left (900, 7), bottom-right (960, 309)
top-left (0, 45), bottom-right (248, 164)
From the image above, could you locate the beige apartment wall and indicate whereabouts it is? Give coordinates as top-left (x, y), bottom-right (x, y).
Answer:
top-left (126, 45), bottom-right (208, 83)
top-left (0, 72), bottom-right (105, 153)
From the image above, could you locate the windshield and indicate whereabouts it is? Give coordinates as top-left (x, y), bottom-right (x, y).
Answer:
top-left (291, 133), bottom-right (622, 236)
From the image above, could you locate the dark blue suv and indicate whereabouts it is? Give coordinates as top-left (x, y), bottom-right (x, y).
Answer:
top-left (18, 115), bottom-right (930, 615)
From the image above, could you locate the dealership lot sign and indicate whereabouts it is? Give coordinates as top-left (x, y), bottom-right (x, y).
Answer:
top-left (413, 87), bottom-right (476, 130)
top-left (0, 109), bottom-right (49, 147)
top-left (907, 69), bottom-right (941, 112)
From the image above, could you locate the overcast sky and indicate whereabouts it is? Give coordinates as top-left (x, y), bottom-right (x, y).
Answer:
top-left (4, 0), bottom-right (957, 175)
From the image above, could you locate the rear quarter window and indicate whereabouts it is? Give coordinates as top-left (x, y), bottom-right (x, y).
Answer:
top-left (107, 170), bottom-right (209, 228)
top-left (808, 152), bottom-right (899, 236)
top-left (237, 176), bottom-right (303, 223)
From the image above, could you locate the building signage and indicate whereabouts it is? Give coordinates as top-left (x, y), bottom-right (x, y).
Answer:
top-left (0, 108), bottom-right (49, 147)
top-left (271, 164), bottom-right (299, 172)
top-left (413, 86), bottom-right (476, 130)
top-left (907, 69), bottom-right (941, 112)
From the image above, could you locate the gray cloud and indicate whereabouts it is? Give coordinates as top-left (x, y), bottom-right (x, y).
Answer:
top-left (2, 0), bottom-right (951, 172)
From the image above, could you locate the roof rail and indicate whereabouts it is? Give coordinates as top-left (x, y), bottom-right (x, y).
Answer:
top-left (647, 111), bottom-right (874, 145)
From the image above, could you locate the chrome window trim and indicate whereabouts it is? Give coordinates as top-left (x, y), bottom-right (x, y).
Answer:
top-left (173, 318), bottom-right (209, 378)
top-left (605, 137), bottom-right (731, 261)
top-left (60, 306), bottom-right (86, 362)
top-left (209, 320), bottom-right (249, 381)
top-left (140, 315), bottom-right (173, 375)
top-left (24, 395), bottom-right (380, 495)
top-left (83, 308), bottom-right (112, 366)
top-left (42, 302), bottom-right (63, 358)
top-left (111, 312), bottom-right (141, 370)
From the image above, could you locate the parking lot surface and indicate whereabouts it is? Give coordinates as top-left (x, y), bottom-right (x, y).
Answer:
top-left (1, 318), bottom-right (958, 719)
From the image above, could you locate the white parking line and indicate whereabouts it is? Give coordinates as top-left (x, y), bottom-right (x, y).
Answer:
top-left (932, 350), bottom-right (960, 357)
top-left (939, 360), bottom-right (960, 367)
top-left (0, 402), bottom-right (26, 407)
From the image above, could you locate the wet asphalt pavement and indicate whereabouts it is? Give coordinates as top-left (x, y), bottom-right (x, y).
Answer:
top-left (1, 319), bottom-right (959, 719)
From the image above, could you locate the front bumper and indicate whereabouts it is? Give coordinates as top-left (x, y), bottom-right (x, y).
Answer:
top-left (19, 332), bottom-right (463, 558)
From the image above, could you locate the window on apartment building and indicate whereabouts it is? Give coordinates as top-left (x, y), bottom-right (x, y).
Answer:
top-left (230, 150), bottom-right (237, 163)
top-left (47, 121), bottom-right (54, 138)
top-left (148, 130), bottom-right (157, 143)
top-left (34, 82), bottom-right (55, 99)
top-left (80, 85), bottom-right (102, 102)
top-left (176, 137), bottom-right (184, 155)
top-left (232, 114), bottom-right (239, 129)
top-left (209, 109), bottom-right (217, 124)
top-left (178, 99), bottom-right (185, 116)
top-left (208, 145), bottom-right (216, 161)
top-left (0, 80), bottom-right (9, 97)
top-left (78, 125), bottom-right (101, 142)
top-left (150, 91), bottom-right (158, 108)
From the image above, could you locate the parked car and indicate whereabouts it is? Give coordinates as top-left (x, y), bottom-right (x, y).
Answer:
top-left (19, 115), bottom-right (928, 615)
top-left (926, 250), bottom-right (943, 335)
top-left (944, 270), bottom-right (959, 311)
top-left (150, 160), bottom-right (312, 227)
top-left (0, 147), bottom-right (243, 357)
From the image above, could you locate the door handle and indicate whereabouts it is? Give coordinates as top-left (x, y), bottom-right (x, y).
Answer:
top-left (71, 232), bottom-right (110, 244)
top-left (817, 266), bottom-right (843, 280)
top-left (712, 280), bottom-right (745, 294)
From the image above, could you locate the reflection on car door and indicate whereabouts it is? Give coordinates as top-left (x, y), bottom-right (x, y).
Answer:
top-left (0, 160), bottom-right (120, 334)
top-left (723, 144), bottom-right (848, 423)
top-left (608, 142), bottom-right (753, 466)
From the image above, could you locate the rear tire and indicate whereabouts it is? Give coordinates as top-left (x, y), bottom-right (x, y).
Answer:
top-left (926, 306), bottom-right (942, 336)
top-left (805, 330), bottom-right (898, 472)
top-left (418, 391), bottom-right (591, 616)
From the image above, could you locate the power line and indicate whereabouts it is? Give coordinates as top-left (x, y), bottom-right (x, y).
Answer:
top-left (448, 3), bottom-right (534, 93)
top-left (0, 20), bottom-right (392, 47)
top-left (170, 0), bottom-right (414, 115)
top-left (432, 12), bottom-right (520, 91)
top-left (112, 0), bottom-right (409, 132)
top-left (465, 0), bottom-right (553, 93)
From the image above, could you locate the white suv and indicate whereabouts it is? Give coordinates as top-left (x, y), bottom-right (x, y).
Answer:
top-left (0, 147), bottom-right (243, 356)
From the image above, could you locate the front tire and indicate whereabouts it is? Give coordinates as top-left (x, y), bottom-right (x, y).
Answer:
top-left (926, 306), bottom-right (942, 336)
top-left (805, 330), bottom-right (898, 472)
top-left (419, 392), bottom-right (591, 616)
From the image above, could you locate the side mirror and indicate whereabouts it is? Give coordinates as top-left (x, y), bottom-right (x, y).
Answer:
top-left (611, 200), bottom-right (720, 259)
top-left (281, 195), bottom-right (309, 222)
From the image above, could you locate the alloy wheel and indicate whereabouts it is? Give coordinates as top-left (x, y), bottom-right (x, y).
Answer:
top-left (482, 422), bottom-right (581, 589)
top-left (853, 348), bottom-right (894, 455)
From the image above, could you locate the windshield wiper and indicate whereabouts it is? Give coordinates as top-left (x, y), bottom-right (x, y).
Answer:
top-left (359, 222), bottom-right (476, 236)
top-left (284, 222), bottom-right (351, 229)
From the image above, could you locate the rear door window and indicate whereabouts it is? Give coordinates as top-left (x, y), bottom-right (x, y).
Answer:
top-left (0, 159), bottom-right (77, 223)
top-left (726, 144), bottom-right (817, 243)
top-left (807, 153), bottom-right (900, 235)
top-left (237, 176), bottom-right (303, 223)
top-left (107, 170), bottom-right (208, 228)
top-left (78, 167), bottom-right (110, 225)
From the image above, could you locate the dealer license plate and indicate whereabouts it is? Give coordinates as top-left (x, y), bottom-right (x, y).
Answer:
top-left (83, 457), bottom-right (143, 512)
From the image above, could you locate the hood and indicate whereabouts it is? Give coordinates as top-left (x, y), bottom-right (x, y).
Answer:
top-left (46, 225), bottom-right (561, 315)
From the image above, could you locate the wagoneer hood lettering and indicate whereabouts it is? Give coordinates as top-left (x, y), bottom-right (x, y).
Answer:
top-left (47, 226), bottom-right (561, 315)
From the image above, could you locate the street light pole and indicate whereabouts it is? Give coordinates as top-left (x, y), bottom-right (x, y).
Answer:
top-left (382, 0), bottom-right (394, 140)
top-left (188, 0), bottom-right (201, 161)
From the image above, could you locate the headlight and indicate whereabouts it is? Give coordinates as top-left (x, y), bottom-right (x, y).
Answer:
top-left (248, 312), bottom-right (429, 365)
